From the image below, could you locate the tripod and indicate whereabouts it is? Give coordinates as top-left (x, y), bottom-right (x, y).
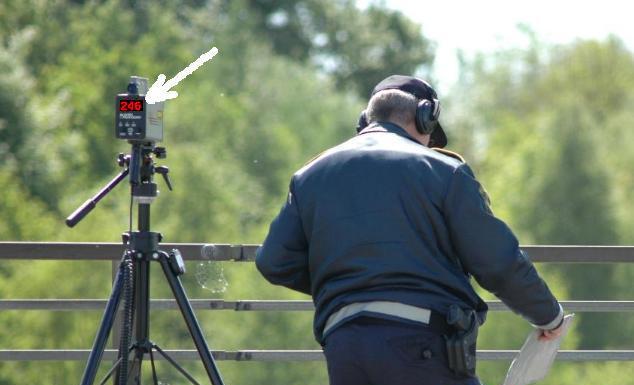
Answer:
top-left (67, 143), bottom-right (225, 385)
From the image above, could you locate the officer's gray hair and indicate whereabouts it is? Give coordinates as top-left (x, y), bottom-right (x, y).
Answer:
top-left (366, 89), bottom-right (418, 126)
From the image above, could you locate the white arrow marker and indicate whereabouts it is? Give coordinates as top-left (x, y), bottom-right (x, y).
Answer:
top-left (145, 47), bottom-right (219, 104)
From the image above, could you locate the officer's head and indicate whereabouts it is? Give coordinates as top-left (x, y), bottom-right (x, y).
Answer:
top-left (357, 75), bottom-right (447, 148)
top-left (366, 89), bottom-right (424, 141)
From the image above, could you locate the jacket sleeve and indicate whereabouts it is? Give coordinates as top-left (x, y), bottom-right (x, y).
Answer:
top-left (444, 164), bottom-right (563, 328)
top-left (255, 177), bottom-right (311, 295)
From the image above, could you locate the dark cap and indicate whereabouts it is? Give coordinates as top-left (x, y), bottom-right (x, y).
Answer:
top-left (371, 75), bottom-right (447, 148)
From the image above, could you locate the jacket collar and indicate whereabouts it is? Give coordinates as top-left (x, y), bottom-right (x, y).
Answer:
top-left (357, 121), bottom-right (424, 146)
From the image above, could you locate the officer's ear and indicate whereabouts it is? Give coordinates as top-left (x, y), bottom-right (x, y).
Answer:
top-left (356, 110), bottom-right (369, 133)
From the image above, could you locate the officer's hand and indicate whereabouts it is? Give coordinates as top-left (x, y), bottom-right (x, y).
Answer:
top-left (538, 323), bottom-right (564, 342)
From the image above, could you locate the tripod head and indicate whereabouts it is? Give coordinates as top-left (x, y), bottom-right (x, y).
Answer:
top-left (65, 76), bottom-right (172, 228)
top-left (126, 143), bottom-right (172, 204)
top-left (65, 143), bottom-right (173, 227)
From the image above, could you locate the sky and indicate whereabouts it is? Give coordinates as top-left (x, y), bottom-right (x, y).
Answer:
top-left (360, 0), bottom-right (634, 93)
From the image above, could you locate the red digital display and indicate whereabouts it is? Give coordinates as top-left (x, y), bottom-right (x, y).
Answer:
top-left (119, 99), bottom-right (144, 112)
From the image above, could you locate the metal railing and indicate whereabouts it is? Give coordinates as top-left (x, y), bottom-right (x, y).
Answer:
top-left (1, 242), bottom-right (633, 362)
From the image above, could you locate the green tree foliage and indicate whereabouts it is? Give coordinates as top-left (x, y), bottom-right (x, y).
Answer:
top-left (0, 28), bottom-right (61, 209)
top-left (239, 0), bottom-right (434, 95)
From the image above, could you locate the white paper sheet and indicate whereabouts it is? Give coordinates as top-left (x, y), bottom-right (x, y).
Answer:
top-left (502, 314), bottom-right (575, 385)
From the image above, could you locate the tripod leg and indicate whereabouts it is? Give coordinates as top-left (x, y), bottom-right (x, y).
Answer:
top-left (80, 264), bottom-right (125, 385)
top-left (149, 349), bottom-right (159, 385)
top-left (153, 344), bottom-right (202, 385)
top-left (126, 354), bottom-right (143, 385)
top-left (159, 257), bottom-right (225, 385)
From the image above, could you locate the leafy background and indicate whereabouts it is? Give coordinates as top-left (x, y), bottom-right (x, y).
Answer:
top-left (1, 1), bottom-right (633, 384)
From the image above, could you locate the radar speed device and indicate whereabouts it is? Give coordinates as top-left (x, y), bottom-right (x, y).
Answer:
top-left (116, 76), bottom-right (164, 143)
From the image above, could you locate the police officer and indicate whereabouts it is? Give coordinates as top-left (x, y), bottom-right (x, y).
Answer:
top-left (256, 75), bottom-right (564, 385)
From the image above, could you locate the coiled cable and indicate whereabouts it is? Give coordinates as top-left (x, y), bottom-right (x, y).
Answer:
top-left (117, 251), bottom-right (135, 385)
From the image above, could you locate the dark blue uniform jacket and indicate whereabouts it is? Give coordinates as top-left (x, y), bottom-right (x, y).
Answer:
top-left (256, 122), bottom-right (561, 344)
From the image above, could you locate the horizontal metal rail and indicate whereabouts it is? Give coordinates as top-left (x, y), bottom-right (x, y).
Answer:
top-left (1, 242), bottom-right (633, 365)
top-left (0, 349), bottom-right (633, 362)
top-left (0, 242), bottom-right (633, 262)
top-left (2, 299), bottom-right (634, 312)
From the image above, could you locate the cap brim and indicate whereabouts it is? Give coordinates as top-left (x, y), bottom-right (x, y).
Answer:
top-left (430, 123), bottom-right (447, 148)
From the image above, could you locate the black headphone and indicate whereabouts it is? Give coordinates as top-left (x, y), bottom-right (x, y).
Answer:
top-left (356, 95), bottom-right (441, 135)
